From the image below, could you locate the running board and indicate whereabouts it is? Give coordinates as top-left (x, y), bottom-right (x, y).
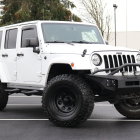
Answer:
top-left (7, 83), bottom-right (44, 90)
top-left (5, 88), bottom-right (21, 93)
top-left (5, 88), bottom-right (42, 96)
top-left (21, 90), bottom-right (42, 96)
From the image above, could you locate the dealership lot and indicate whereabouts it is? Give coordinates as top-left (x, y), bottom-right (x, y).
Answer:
top-left (0, 95), bottom-right (140, 140)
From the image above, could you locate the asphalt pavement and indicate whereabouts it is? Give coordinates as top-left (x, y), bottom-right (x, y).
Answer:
top-left (0, 95), bottom-right (140, 140)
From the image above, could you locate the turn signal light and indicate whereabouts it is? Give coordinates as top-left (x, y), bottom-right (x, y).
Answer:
top-left (71, 63), bottom-right (74, 67)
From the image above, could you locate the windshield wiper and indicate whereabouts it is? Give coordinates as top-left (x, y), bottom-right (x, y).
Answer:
top-left (71, 41), bottom-right (94, 44)
top-left (46, 41), bottom-right (74, 45)
top-left (46, 41), bottom-right (66, 43)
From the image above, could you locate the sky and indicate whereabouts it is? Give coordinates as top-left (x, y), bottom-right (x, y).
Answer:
top-left (70, 0), bottom-right (140, 32)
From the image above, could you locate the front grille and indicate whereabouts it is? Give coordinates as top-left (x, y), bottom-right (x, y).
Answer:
top-left (103, 54), bottom-right (136, 73)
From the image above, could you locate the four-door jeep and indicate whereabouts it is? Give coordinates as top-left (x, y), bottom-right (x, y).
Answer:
top-left (0, 20), bottom-right (140, 127)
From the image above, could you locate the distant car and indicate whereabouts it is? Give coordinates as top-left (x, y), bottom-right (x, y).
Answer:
top-left (0, 20), bottom-right (140, 127)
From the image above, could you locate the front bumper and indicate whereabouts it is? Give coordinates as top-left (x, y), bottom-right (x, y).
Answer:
top-left (87, 63), bottom-right (140, 92)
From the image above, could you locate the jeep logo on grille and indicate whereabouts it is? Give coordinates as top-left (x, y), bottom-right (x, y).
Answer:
top-left (116, 52), bottom-right (122, 55)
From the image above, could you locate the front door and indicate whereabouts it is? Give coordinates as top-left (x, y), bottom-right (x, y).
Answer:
top-left (17, 25), bottom-right (42, 83)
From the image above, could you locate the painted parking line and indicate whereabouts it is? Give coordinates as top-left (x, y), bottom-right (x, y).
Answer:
top-left (7, 104), bottom-right (113, 106)
top-left (10, 96), bottom-right (41, 98)
top-left (0, 119), bottom-right (49, 121)
top-left (7, 104), bottom-right (42, 106)
top-left (88, 119), bottom-right (140, 122)
top-left (0, 118), bottom-right (139, 122)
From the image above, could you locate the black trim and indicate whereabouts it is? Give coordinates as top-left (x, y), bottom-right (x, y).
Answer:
top-left (87, 74), bottom-right (140, 92)
top-left (87, 63), bottom-right (140, 91)
top-left (92, 63), bottom-right (140, 75)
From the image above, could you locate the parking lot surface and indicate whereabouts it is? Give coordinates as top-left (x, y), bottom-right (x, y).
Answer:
top-left (0, 95), bottom-right (140, 140)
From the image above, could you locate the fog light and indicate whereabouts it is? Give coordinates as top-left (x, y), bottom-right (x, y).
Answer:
top-left (106, 79), bottom-right (116, 87)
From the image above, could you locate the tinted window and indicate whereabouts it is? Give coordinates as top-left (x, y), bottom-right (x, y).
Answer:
top-left (21, 27), bottom-right (37, 47)
top-left (5, 29), bottom-right (18, 49)
top-left (0, 31), bottom-right (3, 49)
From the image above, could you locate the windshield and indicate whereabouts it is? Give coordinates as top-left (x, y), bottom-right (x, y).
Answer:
top-left (41, 23), bottom-right (104, 44)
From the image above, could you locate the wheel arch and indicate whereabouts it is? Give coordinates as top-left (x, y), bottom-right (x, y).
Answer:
top-left (46, 63), bottom-right (91, 83)
top-left (46, 63), bottom-right (72, 83)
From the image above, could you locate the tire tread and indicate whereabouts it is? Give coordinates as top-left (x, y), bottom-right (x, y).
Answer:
top-left (42, 74), bottom-right (94, 127)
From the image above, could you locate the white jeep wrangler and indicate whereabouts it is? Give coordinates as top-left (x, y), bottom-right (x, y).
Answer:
top-left (0, 20), bottom-right (140, 127)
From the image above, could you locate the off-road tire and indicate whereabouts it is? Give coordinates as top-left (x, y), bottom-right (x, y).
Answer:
top-left (114, 99), bottom-right (140, 119)
top-left (0, 83), bottom-right (8, 111)
top-left (42, 74), bottom-right (94, 127)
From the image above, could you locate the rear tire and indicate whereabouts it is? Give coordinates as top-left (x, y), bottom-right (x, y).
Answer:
top-left (0, 83), bottom-right (8, 111)
top-left (114, 98), bottom-right (140, 119)
top-left (42, 74), bottom-right (94, 127)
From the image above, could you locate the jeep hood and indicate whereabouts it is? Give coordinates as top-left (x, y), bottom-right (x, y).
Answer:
top-left (45, 43), bottom-right (138, 54)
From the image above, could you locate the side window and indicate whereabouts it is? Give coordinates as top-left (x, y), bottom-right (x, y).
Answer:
top-left (5, 29), bottom-right (18, 49)
top-left (21, 26), bottom-right (38, 48)
top-left (0, 31), bottom-right (3, 49)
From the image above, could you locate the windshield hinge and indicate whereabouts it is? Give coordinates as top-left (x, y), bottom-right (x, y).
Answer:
top-left (81, 49), bottom-right (87, 57)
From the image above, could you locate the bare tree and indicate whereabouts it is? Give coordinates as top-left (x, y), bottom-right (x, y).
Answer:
top-left (82, 0), bottom-right (111, 41)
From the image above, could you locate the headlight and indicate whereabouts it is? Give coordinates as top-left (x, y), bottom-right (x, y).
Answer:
top-left (91, 54), bottom-right (102, 66)
top-left (136, 54), bottom-right (140, 63)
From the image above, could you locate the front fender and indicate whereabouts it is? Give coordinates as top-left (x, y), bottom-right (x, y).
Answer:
top-left (43, 54), bottom-right (92, 75)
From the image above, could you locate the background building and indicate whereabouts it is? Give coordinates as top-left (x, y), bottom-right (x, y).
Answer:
top-left (109, 31), bottom-right (140, 50)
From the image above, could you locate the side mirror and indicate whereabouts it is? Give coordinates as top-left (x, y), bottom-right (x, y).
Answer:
top-left (25, 38), bottom-right (40, 54)
top-left (25, 38), bottom-right (39, 48)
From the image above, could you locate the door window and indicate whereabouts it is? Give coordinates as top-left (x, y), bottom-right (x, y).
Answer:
top-left (5, 29), bottom-right (18, 49)
top-left (21, 26), bottom-right (38, 47)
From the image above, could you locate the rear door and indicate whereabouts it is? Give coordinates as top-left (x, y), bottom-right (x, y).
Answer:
top-left (1, 28), bottom-right (18, 81)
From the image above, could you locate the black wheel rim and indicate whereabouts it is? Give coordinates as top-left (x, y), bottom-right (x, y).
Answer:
top-left (48, 84), bottom-right (81, 118)
top-left (55, 90), bottom-right (76, 113)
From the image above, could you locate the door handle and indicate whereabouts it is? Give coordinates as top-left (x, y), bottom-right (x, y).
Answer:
top-left (2, 54), bottom-right (8, 57)
top-left (17, 53), bottom-right (24, 57)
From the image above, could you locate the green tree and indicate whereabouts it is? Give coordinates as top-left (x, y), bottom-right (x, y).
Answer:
top-left (1, 0), bottom-right (81, 25)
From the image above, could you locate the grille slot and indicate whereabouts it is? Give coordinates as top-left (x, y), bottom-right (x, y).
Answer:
top-left (127, 55), bottom-right (132, 72)
top-left (118, 55), bottom-right (123, 72)
top-left (103, 54), bottom-right (136, 73)
top-left (131, 55), bottom-right (136, 71)
top-left (122, 55), bottom-right (128, 71)
top-left (108, 55), bottom-right (114, 72)
top-left (113, 55), bottom-right (118, 68)
top-left (104, 55), bottom-right (109, 73)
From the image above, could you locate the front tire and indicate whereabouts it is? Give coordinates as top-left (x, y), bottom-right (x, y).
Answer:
top-left (114, 98), bottom-right (140, 119)
top-left (0, 83), bottom-right (8, 111)
top-left (42, 74), bottom-right (94, 127)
